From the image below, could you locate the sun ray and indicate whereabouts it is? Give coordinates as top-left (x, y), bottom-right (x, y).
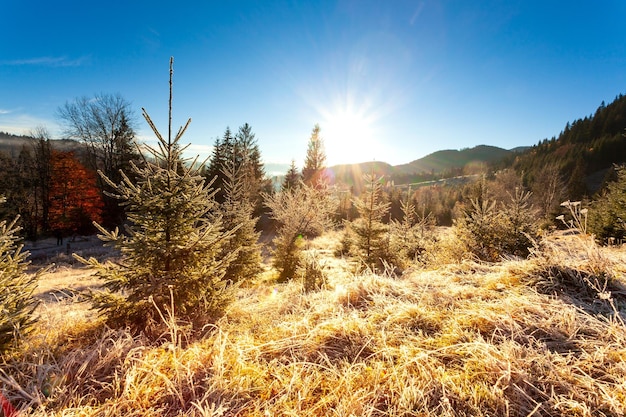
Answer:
top-left (316, 94), bottom-right (383, 166)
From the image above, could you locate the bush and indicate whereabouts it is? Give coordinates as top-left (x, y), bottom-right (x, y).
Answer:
top-left (264, 182), bottom-right (334, 282)
top-left (455, 188), bottom-right (539, 262)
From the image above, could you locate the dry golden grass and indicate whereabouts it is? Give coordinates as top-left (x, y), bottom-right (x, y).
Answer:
top-left (2, 230), bottom-right (626, 416)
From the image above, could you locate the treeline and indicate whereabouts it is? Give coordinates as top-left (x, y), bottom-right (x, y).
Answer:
top-left (3, 91), bottom-right (626, 243)
top-left (0, 93), bottom-right (141, 239)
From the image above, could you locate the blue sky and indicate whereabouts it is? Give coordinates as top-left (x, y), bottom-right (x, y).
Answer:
top-left (2, 1), bottom-right (626, 168)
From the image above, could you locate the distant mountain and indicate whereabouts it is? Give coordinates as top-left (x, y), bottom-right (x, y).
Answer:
top-left (509, 146), bottom-right (531, 153)
top-left (327, 161), bottom-right (394, 187)
top-left (326, 89), bottom-right (626, 197)
top-left (264, 162), bottom-right (291, 177)
top-left (393, 145), bottom-right (512, 176)
top-left (328, 145), bottom-right (516, 188)
top-left (0, 131), bottom-right (82, 156)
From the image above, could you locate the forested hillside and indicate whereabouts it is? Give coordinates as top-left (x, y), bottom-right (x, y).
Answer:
top-left (511, 94), bottom-right (626, 198)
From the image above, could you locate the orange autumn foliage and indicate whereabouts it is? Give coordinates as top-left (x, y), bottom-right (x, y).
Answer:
top-left (49, 151), bottom-right (103, 235)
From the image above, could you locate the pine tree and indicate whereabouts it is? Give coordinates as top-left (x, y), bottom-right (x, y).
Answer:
top-left (345, 173), bottom-right (391, 271)
top-left (302, 124), bottom-right (328, 188)
top-left (206, 127), bottom-right (235, 203)
top-left (234, 123), bottom-right (269, 213)
top-left (0, 197), bottom-right (39, 353)
top-left (220, 155), bottom-right (263, 283)
top-left (76, 58), bottom-right (234, 333)
top-left (281, 159), bottom-right (301, 192)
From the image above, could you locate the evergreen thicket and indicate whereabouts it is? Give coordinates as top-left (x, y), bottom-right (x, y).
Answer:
top-left (589, 165), bottom-right (626, 244)
top-left (205, 124), bottom-right (269, 215)
top-left (454, 179), bottom-right (539, 262)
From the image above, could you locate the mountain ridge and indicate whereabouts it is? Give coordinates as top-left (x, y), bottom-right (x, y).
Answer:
top-left (328, 144), bottom-right (521, 186)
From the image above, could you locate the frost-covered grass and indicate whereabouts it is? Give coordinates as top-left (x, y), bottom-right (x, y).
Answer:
top-left (2, 230), bottom-right (626, 416)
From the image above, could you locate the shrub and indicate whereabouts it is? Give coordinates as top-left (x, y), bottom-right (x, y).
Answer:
top-left (264, 182), bottom-right (334, 282)
top-left (455, 188), bottom-right (539, 262)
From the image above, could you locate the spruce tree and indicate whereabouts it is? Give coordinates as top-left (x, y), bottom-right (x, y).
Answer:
top-left (76, 58), bottom-right (234, 332)
top-left (0, 198), bottom-right (39, 353)
top-left (281, 159), bottom-right (301, 192)
top-left (206, 127), bottom-right (234, 203)
top-left (220, 155), bottom-right (263, 283)
top-left (206, 124), bottom-right (269, 212)
top-left (389, 188), bottom-right (432, 266)
top-left (345, 173), bottom-right (391, 271)
top-left (302, 124), bottom-right (328, 188)
top-left (234, 123), bottom-right (269, 213)
top-left (589, 165), bottom-right (626, 243)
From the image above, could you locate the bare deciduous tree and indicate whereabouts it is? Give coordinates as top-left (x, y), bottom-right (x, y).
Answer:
top-left (57, 93), bottom-right (139, 225)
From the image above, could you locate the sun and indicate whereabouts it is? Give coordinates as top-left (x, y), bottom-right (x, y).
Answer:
top-left (319, 105), bottom-right (379, 166)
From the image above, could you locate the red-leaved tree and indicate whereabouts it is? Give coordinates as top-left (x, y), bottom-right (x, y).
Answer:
top-left (49, 151), bottom-right (103, 236)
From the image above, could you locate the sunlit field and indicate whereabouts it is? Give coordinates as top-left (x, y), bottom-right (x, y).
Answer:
top-left (3, 3), bottom-right (626, 416)
top-left (2, 229), bottom-right (625, 417)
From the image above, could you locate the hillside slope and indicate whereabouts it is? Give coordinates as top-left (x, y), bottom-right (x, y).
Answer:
top-left (394, 145), bottom-right (512, 175)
